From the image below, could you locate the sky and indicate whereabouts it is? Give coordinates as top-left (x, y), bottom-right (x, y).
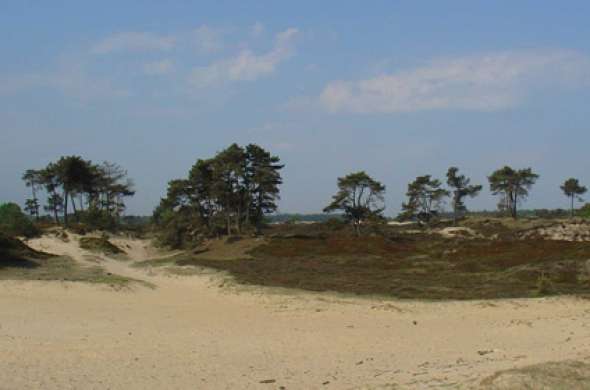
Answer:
top-left (1, 1), bottom-right (590, 216)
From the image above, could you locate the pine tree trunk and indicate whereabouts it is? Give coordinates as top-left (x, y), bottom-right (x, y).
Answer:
top-left (71, 195), bottom-right (79, 222)
top-left (53, 203), bottom-right (59, 224)
top-left (354, 219), bottom-right (361, 236)
top-left (63, 191), bottom-right (69, 227)
top-left (32, 186), bottom-right (39, 221)
top-left (226, 198), bottom-right (232, 236)
top-left (512, 193), bottom-right (518, 219)
top-left (572, 195), bottom-right (575, 218)
top-left (236, 203), bottom-right (241, 234)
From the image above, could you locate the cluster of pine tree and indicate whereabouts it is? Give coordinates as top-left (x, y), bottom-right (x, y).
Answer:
top-left (22, 156), bottom-right (134, 229)
top-left (326, 165), bottom-right (588, 234)
top-left (153, 143), bottom-right (283, 247)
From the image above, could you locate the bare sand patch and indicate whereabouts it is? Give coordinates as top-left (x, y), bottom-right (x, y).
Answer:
top-left (2, 233), bottom-right (590, 389)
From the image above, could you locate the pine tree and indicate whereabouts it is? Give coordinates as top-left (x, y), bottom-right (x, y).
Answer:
top-left (488, 167), bottom-right (538, 219)
top-left (324, 171), bottom-right (385, 236)
top-left (561, 178), bottom-right (587, 217)
top-left (400, 175), bottom-right (449, 224)
top-left (446, 167), bottom-right (482, 224)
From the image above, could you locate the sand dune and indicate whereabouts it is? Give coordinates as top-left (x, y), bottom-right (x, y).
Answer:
top-left (2, 234), bottom-right (590, 389)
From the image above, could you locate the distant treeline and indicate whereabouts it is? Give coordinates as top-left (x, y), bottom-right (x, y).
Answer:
top-left (16, 144), bottom-right (590, 240)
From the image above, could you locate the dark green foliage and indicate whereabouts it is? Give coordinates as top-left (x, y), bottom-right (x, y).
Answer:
top-left (489, 166), bottom-right (539, 219)
top-left (323, 171), bottom-right (386, 236)
top-left (79, 236), bottom-right (123, 255)
top-left (24, 198), bottom-right (40, 218)
top-left (446, 167), bottom-right (482, 224)
top-left (22, 169), bottom-right (42, 220)
top-left (23, 157), bottom-right (134, 230)
top-left (155, 143), bottom-right (283, 248)
top-left (561, 178), bottom-right (587, 217)
top-left (0, 232), bottom-right (39, 257)
top-left (400, 175), bottom-right (449, 224)
top-left (579, 203), bottom-right (590, 219)
top-left (77, 209), bottom-right (118, 231)
top-left (0, 203), bottom-right (39, 238)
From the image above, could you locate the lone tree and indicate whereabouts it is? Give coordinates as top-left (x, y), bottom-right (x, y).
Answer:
top-left (446, 167), bottom-right (482, 224)
top-left (561, 178), bottom-right (587, 217)
top-left (323, 171), bottom-right (385, 236)
top-left (400, 175), bottom-right (448, 224)
top-left (488, 166), bottom-right (539, 219)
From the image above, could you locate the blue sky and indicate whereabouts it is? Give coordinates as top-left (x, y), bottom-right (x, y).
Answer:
top-left (2, 1), bottom-right (590, 216)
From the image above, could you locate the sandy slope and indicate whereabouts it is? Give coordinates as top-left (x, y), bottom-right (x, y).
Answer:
top-left (1, 235), bottom-right (590, 389)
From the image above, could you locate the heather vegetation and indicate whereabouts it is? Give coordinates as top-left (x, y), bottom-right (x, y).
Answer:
top-left (2, 143), bottom-right (590, 301)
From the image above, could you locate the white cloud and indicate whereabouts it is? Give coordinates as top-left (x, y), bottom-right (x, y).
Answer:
top-left (317, 50), bottom-right (590, 113)
top-left (188, 28), bottom-right (299, 88)
top-left (193, 25), bottom-right (223, 53)
top-left (91, 32), bottom-right (175, 55)
top-left (0, 58), bottom-right (129, 101)
top-left (144, 59), bottom-right (174, 75)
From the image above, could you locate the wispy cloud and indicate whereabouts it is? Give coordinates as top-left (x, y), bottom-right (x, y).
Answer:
top-left (315, 50), bottom-right (590, 113)
top-left (193, 25), bottom-right (224, 53)
top-left (0, 58), bottom-right (129, 101)
top-left (91, 32), bottom-right (175, 55)
top-left (188, 28), bottom-right (299, 88)
top-left (143, 59), bottom-right (175, 75)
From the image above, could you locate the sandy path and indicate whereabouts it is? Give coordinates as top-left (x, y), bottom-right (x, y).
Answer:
top-left (2, 236), bottom-right (590, 389)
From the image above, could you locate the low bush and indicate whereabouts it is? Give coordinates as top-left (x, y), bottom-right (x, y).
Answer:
top-left (79, 236), bottom-right (123, 255)
top-left (0, 203), bottom-right (39, 238)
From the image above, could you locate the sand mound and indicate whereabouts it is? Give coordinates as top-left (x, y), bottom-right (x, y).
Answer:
top-left (438, 226), bottom-right (482, 239)
top-left (477, 359), bottom-right (590, 389)
top-left (520, 221), bottom-right (590, 241)
top-left (5, 230), bottom-right (590, 389)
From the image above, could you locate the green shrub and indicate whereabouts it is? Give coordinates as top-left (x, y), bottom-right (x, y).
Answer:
top-left (578, 203), bottom-right (590, 219)
top-left (79, 236), bottom-right (123, 255)
top-left (78, 208), bottom-right (117, 231)
top-left (0, 203), bottom-right (39, 238)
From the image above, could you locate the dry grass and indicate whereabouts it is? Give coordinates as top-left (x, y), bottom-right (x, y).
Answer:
top-left (0, 234), bottom-right (133, 287)
top-left (79, 236), bottom-right (124, 256)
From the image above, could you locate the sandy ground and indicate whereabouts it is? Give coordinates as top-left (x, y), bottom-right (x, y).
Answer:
top-left (2, 235), bottom-right (590, 389)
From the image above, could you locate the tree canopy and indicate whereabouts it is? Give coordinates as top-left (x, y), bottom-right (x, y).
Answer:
top-left (154, 143), bottom-right (283, 247)
top-left (23, 157), bottom-right (134, 228)
top-left (323, 171), bottom-right (385, 235)
top-left (446, 167), bottom-right (482, 224)
top-left (561, 178), bottom-right (587, 217)
top-left (400, 175), bottom-right (449, 224)
top-left (488, 166), bottom-right (539, 219)
top-left (0, 203), bottom-right (39, 238)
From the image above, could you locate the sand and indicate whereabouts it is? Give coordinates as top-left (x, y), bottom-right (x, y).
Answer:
top-left (1, 234), bottom-right (590, 389)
